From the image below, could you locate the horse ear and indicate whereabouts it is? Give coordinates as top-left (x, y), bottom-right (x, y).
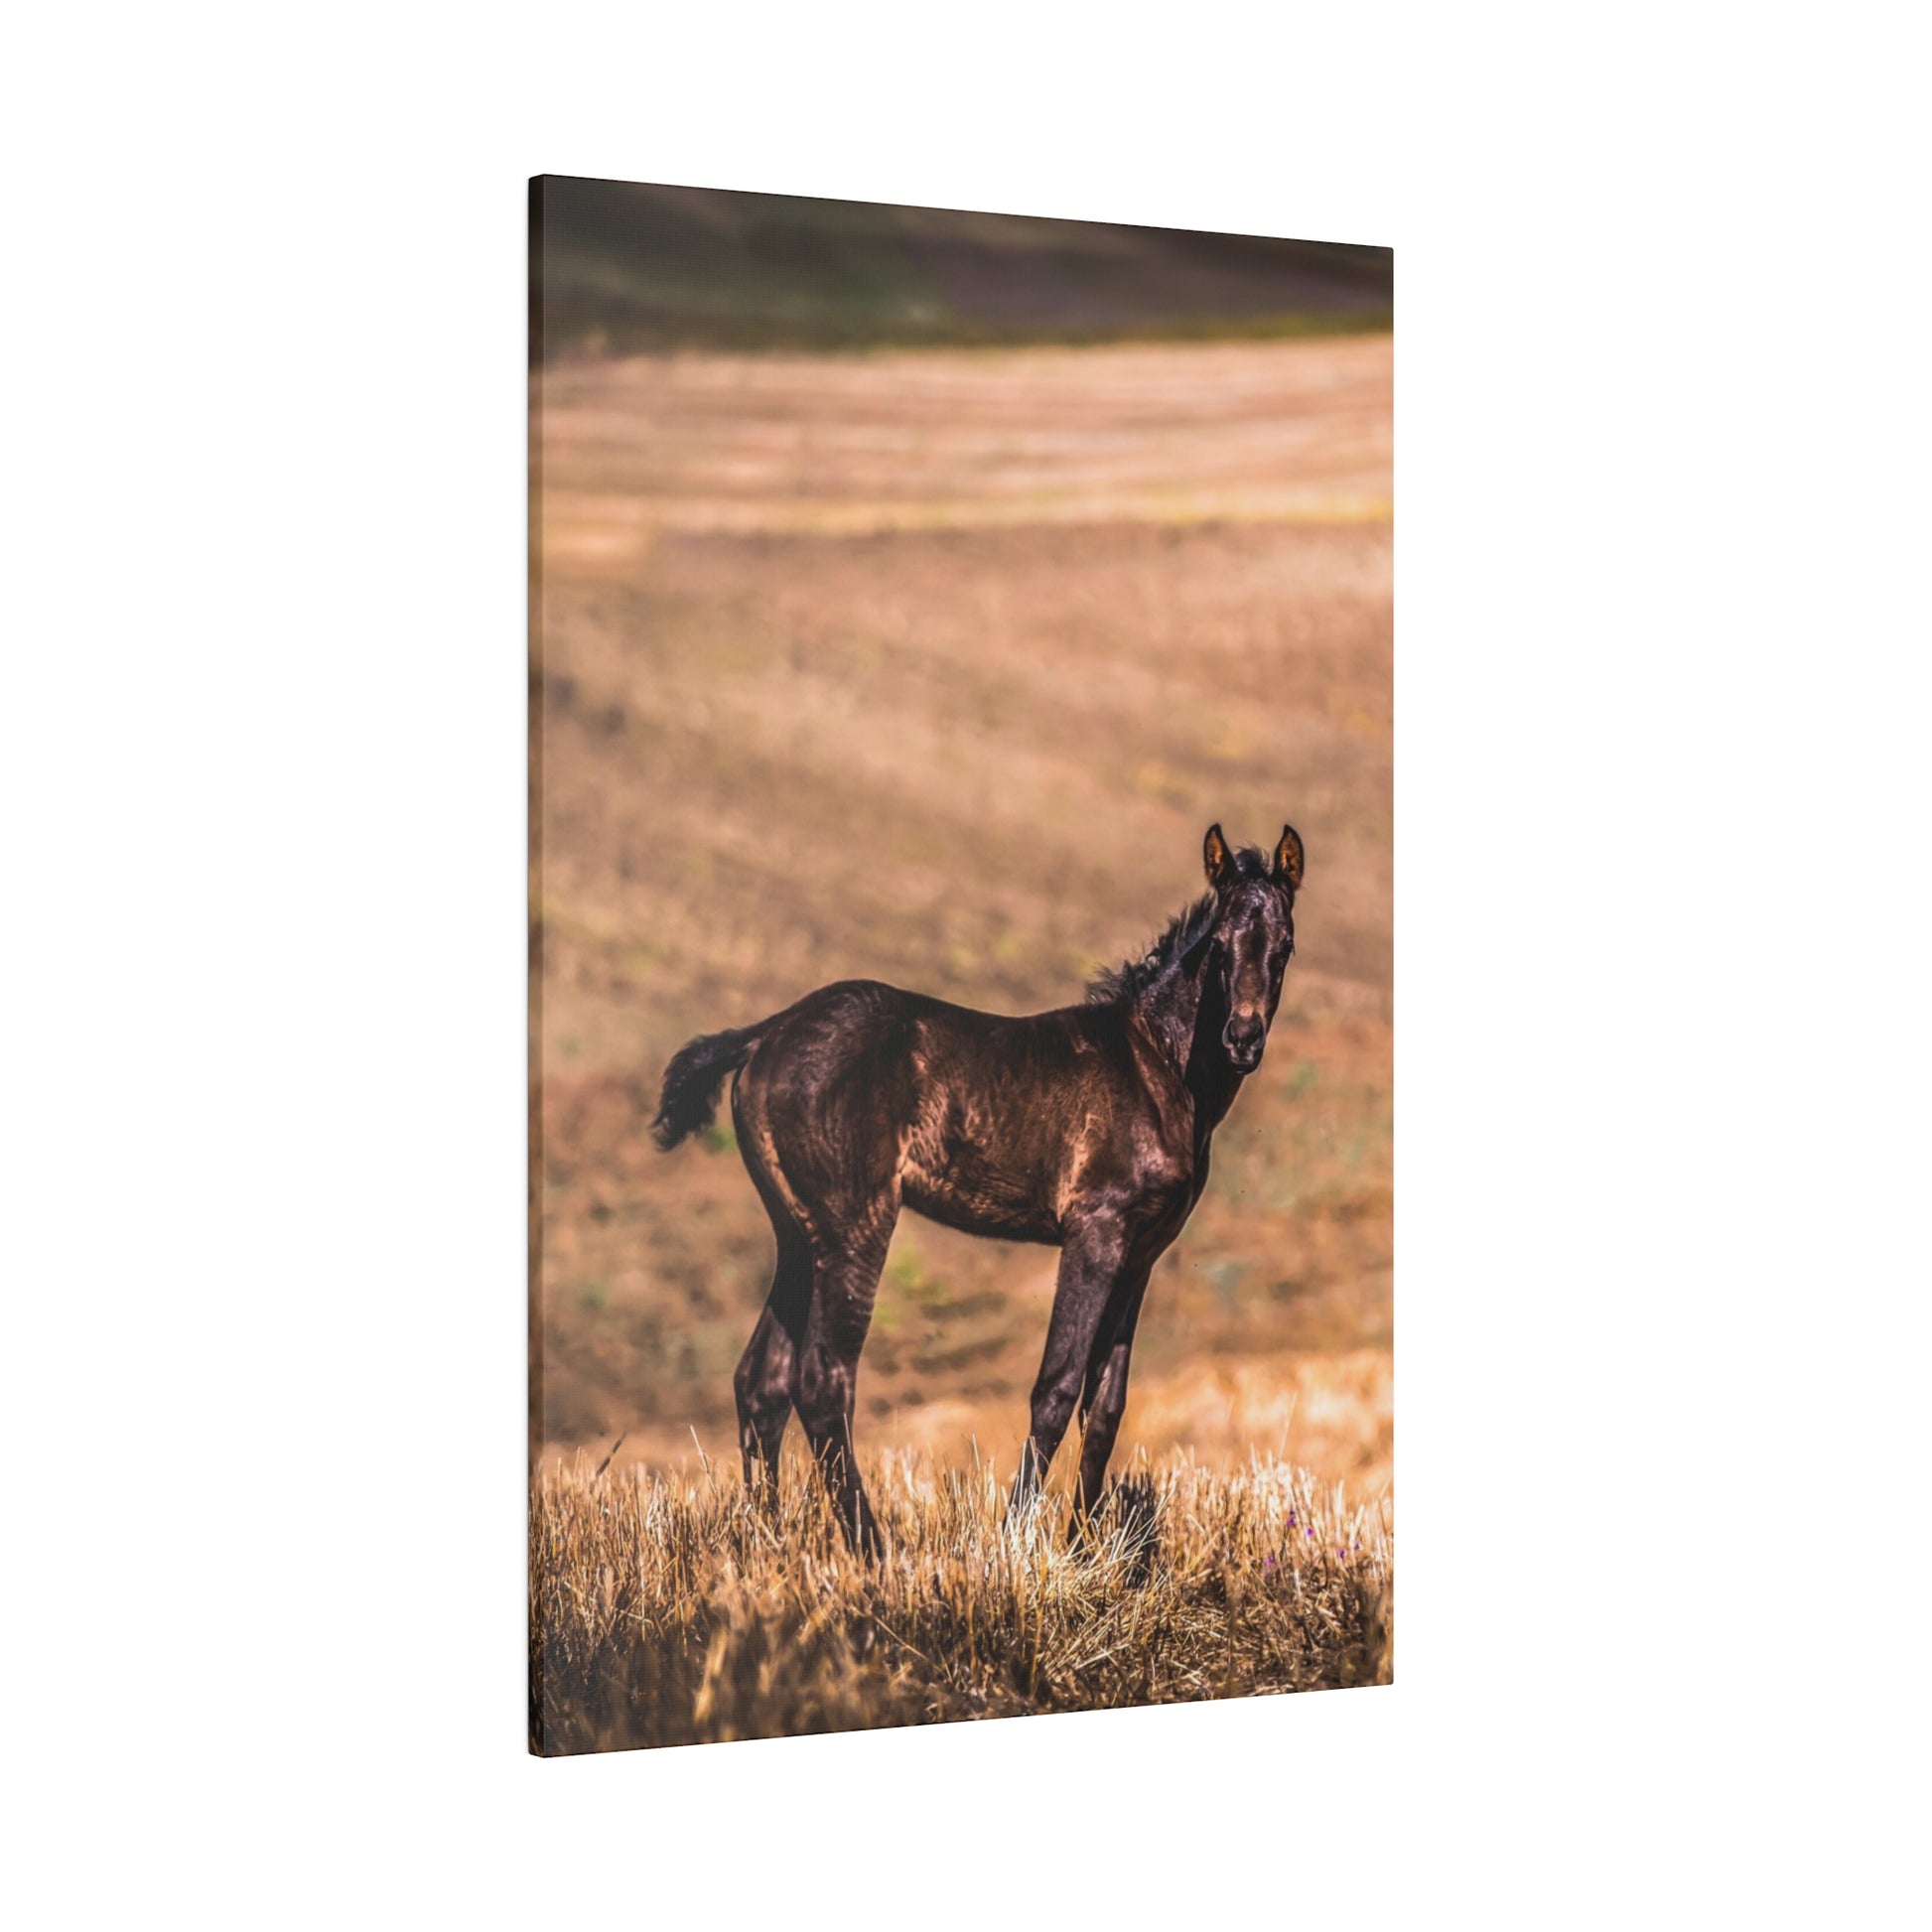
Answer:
top-left (1273, 824), bottom-right (1305, 890)
top-left (1203, 823), bottom-right (1230, 888)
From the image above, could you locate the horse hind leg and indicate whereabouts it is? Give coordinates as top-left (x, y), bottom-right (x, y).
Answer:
top-left (729, 1075), bottom-right (815, 1515)
top-left (732, 1232), bottom-right (808, 1513)
top-left (732, 1024), bottom-right (902, 1560)
top-left (793, 1224), bottom-right (895, 1562)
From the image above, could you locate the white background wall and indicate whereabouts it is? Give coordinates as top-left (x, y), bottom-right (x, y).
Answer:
top-left (6, 5), bottom-right (1925, 1923)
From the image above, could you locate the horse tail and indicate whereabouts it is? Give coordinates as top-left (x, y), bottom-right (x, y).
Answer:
top-left (652, 1023), bottom-right (762, 1151)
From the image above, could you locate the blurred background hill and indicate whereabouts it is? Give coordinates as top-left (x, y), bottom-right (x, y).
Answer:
top-left (532, 176), bottom-right (1392, 357)
top-left (531, 181), bottom-right (1392, 1496)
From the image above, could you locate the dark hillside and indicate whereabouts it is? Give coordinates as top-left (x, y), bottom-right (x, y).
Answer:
top-left (532, 176), bottom-right (1393, 357)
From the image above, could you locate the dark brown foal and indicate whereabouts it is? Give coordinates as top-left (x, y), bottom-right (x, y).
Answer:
top-left (655, 823), bottom-right (1305, 1555)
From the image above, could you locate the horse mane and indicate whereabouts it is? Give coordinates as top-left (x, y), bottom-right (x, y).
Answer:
top-left (1085, 845), bottom-right (1271, 1005)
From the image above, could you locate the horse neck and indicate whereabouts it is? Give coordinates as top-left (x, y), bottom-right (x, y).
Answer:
top-left (1134, 947), bottom-right (1245, 1148)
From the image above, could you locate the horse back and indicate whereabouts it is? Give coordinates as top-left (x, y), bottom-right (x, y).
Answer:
top-left (734, 979), bottom-right (1159, 1246)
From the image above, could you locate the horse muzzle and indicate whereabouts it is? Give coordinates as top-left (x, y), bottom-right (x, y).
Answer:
top-left (1222, 1016), bottom-right (1265, 1070)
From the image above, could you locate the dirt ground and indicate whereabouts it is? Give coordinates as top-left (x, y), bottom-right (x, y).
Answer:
top-left (531, 335), bottom-right (1392, 1494)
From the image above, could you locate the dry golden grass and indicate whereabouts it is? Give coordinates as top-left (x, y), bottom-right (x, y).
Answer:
top-left (530, 1447), bottom-right (1392, 1754)
top-left (538, 339), bottom-right (1393, 542)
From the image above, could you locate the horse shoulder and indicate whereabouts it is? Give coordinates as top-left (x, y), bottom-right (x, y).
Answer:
top-left (1063, 1083), bottom-right (1197, 1233)
top-left (1104, 1021), bottom-right (1194, 1183)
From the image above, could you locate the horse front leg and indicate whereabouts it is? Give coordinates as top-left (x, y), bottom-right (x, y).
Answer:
top-left (1070, 1257), bottom-right (1155, 1531)
top-left (1011, 1216), bottom-right (1130, 1515)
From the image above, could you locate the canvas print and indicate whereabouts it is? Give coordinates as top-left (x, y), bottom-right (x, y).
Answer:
top-left (529, 176), bottom-right (1393, 1753)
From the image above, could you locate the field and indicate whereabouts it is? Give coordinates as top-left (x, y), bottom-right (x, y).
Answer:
top-left (532, 1449), bottom-right (1391, 1752)
top-left (530, 327), bottom-right (1392, 1745)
